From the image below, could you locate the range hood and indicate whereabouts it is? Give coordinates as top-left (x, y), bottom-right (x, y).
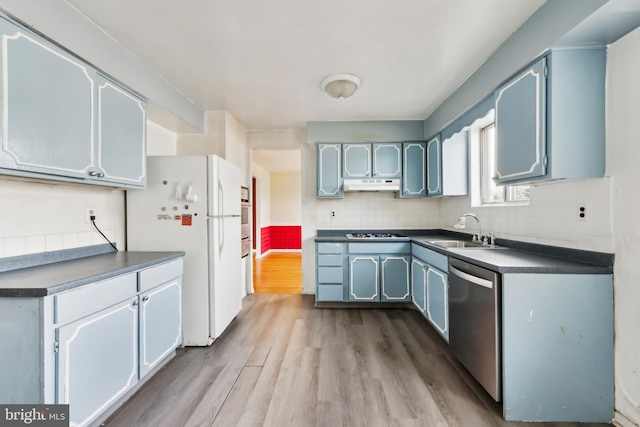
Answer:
top-left (343, 178), bottom-right (400, 192)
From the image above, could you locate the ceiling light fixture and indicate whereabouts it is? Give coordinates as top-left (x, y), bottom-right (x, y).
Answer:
top-left (321, 73), bottom-right (361, 99)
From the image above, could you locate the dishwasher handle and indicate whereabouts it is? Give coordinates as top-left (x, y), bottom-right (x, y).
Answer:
top-left (449, 265), bottom-right (494, 289)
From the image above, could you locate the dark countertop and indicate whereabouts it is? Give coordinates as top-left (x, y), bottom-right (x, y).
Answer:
top-left (0, 251), bottom-right (185, 297)
top-left (316, 230), bottom-right (613, 274)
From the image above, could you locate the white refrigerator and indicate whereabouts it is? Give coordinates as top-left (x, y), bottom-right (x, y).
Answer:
top-left (127, 155), bottom-right (242, 346)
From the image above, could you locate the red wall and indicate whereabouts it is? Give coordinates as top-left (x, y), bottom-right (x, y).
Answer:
top-left (260, 225), bottom-right (301, 254)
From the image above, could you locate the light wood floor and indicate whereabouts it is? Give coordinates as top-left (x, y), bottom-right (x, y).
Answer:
top-left (252, 252), bottom-right (302, 294)
top-left (103, 295), bottom-right (609, 427)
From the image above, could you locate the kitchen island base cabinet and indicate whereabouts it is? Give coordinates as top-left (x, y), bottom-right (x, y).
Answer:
top-left (502, 273), bottom-right (613, 422)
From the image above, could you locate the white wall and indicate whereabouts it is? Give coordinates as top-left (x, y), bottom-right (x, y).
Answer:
top-left (440, 178), bottom-right (613, 251)
top-left (270, 173), bottom-right (301, 225)
top-left (250, 161), bottom-right (271, 256)
top-left (147, 121), bottom-right (177, 155)
top-left (606, 26), bottom-right (640, 427)
top-left (0, 178), bottom-right (124, 257)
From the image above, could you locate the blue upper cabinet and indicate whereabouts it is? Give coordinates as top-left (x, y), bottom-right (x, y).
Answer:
top-left (97, 75), bottom-right (146, 187)
top-left (343, 142), bottom-right (401, 178)
top-left (495, 57), bottom-right (547, 183)
top-left (0, 15), bottom-right (147, 188)
top-left (399, 141), bottom-right (426, 198)
top-left (495, 48), bottom-right (606, 185)
top-left (426, 134), bottom-right (442, 196)
top-left (343, 143), bottom-right (371, 178)
top-left (316, 143), bottom-right (343, 198)
top-left (372, 143), bottom-right (401, 178)
top-left (0, 17), bottom-right (95, 180)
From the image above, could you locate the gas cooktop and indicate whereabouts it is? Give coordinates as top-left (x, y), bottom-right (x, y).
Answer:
top-left (345, 233), bottom-right (403, 239)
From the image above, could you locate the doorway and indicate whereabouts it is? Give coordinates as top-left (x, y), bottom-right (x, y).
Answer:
top-left (250, 149), bottom-right (302, 294)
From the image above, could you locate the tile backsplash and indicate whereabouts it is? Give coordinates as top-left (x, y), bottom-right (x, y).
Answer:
top-left (0, 178), bottom-right (124, 259)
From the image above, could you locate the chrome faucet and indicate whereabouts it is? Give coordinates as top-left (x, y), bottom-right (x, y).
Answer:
top-left (460, 213), bottom-right (482, 242)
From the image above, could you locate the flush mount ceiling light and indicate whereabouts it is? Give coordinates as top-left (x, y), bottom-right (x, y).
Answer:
top-left (321, 73), bottom-right (361, 99)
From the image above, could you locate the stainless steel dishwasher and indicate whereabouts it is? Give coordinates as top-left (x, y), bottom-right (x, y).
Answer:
top-left (448, 258), bottom-right (501, 401)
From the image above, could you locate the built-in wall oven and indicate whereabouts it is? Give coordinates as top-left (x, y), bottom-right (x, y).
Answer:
top-left (448, 258), bottom-right (501, 401)
top-left (240, 186), bottom-right (251, 257)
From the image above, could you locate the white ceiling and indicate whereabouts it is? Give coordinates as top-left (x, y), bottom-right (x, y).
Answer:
top-left (65, 0), bottom-right (545, 131)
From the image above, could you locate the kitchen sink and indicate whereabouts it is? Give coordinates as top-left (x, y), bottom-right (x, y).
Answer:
top-left (429, 240), bottom-right (504, 249)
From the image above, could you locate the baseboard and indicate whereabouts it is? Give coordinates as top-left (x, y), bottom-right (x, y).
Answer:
top-left (256, 248), bottom-right (301, 258)
top-left (614, 411), bottom-right (639, 427)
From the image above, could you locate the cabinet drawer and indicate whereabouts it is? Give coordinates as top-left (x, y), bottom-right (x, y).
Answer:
top-left (412, 243), bottom-right (448, 272)
top-left (348, 242), bottom-right (410, 254)
top-left (317, 242), bottom-right (344, 254)
top-left (138, 258), bottom-right (184, 292)
top-left (318, 254), bottom-right (343, 266)
top-left (54, 273), bottom-right (137, 324)
top-left (317, 285), bottom-right (344, 302)
top-left (317, 266), bottom-right (343, 283)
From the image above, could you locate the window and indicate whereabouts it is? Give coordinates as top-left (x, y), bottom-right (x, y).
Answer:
top-left (469, 110), bottom-right (529, 206)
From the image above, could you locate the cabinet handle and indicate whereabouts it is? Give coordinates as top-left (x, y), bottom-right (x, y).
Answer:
top-left (132, 299), bottom-right (139, 306)
top-left (142, 295), bottom-right (150, 302)
top-left (97, 172), bottom-right (105, 178)
top-left (88, 171), bottom-right (105, 178)
top-left (88, 171), bottom-right (98, 177)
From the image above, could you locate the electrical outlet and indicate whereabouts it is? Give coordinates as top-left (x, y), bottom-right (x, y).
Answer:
top-left (85, 207), bottom-right (97, 223)
top-left (576, 203), bottom-right (588, 222)
top-left (330, 210), bottom-right (336, 218)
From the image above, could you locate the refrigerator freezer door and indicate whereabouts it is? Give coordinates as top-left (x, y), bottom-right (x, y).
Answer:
top-left (208, 156), bottom-right (241, 217)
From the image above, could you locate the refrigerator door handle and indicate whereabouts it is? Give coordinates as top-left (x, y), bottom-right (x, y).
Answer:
top-left (219, 216), bottom-right (225, 252)
top-left (218, 180), bottom-right (224, 217)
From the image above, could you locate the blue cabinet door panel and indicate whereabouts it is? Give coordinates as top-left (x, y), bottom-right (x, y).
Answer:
top-left (381, 256), bottom-right (410, 302)
top-left (97, 76), bottom-right (146, 187)
top-left (495, 58), bottom-right (547, 183)
top-left (56, 298), bottom-right (138, 427)
top-left (316, 144), bottom-right (343, 197)
top-left (349, 256), bottom-right (379, 301)
top-left (139, 279), bottom-right (181, 377)
top-left (426, 267), bottom-right (449, 342)
top-left (372, 143), bottom-right (401, 178)
top-left (426, 135), bottom-right (442, 196)
top-left (401, 142), bottom-right (426, 197)
top-left (411, 258), bottom-right (427, 316)
top-left (343, 144), bottom-right (371, 177)
top-left (0, 18), bottom-right (94, 177)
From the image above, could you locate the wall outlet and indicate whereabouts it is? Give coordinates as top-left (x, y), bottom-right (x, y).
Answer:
top-left (330, 210), bottom-right (336, 218)
top-left (85, 207), bottom-right (97, 223)
top-left (576, 203), bottom-right (588, 222)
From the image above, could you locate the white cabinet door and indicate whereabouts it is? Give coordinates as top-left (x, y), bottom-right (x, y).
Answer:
top-left (56, 298), bottom-right (138, 427)
top-left (139, 279), bottom-right (182, 378)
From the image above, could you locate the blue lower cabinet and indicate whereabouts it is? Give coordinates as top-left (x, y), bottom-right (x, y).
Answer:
top-left (426, 267), bottom-right (449, 342)
top-left (139, 279), bottom-right (182, 378)
top-left (381, 256), bottom-right (411, 302)
top-left (349, 256), bottom-right (380, 301)
top-left (411, 258), bottom-right (428, 315)
top-left (316, 242), bottom-right (346, 302)
top-left (56, 298), bottom-right (139, 427)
